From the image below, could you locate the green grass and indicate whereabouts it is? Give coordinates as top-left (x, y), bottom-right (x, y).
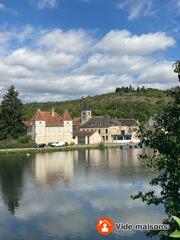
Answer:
top-left (0, 143), bottom-right (121, 155)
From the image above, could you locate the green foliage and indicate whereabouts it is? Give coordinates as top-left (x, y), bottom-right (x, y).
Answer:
top-left (23, 87), bottom-right (168, 124)
top-left (173, 61), bottom-right (180, 73)
top-left (173, 60), bottom-right (180, 81)
top-left (0, 140), bottom-right (35, 149)
top-left (170, 216), bottom-right (180, 238)
top-left (98, 142), bottom-right (105, 150)
top-left (131, 87), bottom-right (180, 239)
top-left (0, 85), bottom-right (25, 140)
top-left (16, 135), bottom-right (33, 144)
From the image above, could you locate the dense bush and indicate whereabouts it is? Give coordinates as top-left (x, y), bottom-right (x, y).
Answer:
top-left (17, 135), bottom-right (33, 144)
top-left (98, 142), bottom-right (105, 150)
top-left (0, 140), bottom-right (35, 149)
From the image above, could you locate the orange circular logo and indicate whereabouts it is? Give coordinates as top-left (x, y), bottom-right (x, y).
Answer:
top-left (96, 217), bottom-right (114, 235)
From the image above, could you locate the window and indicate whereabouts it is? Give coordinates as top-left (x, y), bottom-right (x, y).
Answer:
top-left (106, 136), bottom-right (108, 141)
top-left (117, 135), bottom-right (124, 140)
top-left (121, 130), bottom-right (125, 135)
top-left (98, 129), bottom-right (101, 134)
top-left (106, 129), bottom-right (108, 134)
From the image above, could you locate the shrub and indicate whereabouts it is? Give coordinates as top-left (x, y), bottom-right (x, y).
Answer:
top-left (17, 135), bottom-right (33, 144)
top-left (0, 140), bottom-right (35, 149)
top-left (65, 142), bottom-right (69, 146)
top-left (98, 142), bottom-right (105, 150)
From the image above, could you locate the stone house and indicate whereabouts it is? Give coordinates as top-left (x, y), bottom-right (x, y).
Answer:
top-left (74, 104), bottom-right (139, 143)
top-left (25, 109), bottom-right (73, 144)
top-left (73, 130), bottom-right (101, 145)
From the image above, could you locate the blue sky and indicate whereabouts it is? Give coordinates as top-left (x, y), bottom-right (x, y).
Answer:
top-left (0, 0), bottom-right (179, 101)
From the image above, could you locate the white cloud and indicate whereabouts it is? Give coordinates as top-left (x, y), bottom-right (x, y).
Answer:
top-left (0, 25), bottom-right (178, 102)
top-left (80, 53), bottom-right (153, 74)
top-left (138, 62), bottom-right (177, 87)
top-left (38, 28), bottom-right (93, 54)
top-left (0, 2), bottom-right (18, 16)
top-left (6, 48), bottom-right (78, 71)
top-left (117, 0), bottom-right (154, 20)
top-left (31, 0), bottom-right (58, 9)
top-left (96, 30), bottom-right (175, 55)
top-left (0, 3), bottom-right (5, 10)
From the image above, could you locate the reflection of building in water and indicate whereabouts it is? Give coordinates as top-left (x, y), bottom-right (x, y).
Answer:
top-left (85, 150), bottom-right (107, 166)
top-left (76, 148), bottom-right (141, 169)
top-left (107, 148), bottom-right (141, 169)
top-left (34, 152), bottom-right (74, 186)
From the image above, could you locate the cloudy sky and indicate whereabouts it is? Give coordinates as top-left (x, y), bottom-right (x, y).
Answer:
top-left (0, 0), bottom-right (179, 102)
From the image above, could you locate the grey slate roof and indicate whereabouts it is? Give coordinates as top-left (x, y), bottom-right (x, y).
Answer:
top-left (73, 130), bottom-right (96, 138)
top-left (80, 117), bottom-right (118, 128)
top-left (80, 117), bottom-right (138, 129)
top-left (82, 103), bottom-right (90, 111)
top-left (118, 119), bottom-right (139, 127)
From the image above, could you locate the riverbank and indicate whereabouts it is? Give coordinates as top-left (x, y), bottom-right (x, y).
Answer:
top-left (0, 143), bottom-right (127, 155)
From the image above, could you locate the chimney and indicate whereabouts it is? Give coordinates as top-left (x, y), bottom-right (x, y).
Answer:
top-left (37, 108), bottom-right (41, 112)
top-left (52, 108), bottom-right (55, 116)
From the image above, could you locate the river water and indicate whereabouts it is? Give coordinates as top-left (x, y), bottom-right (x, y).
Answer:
top-left (0, 148), bottom-right (165, 239)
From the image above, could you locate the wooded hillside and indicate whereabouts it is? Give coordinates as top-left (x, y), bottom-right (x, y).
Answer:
top-left (23, 87), bottom-right (170, 123)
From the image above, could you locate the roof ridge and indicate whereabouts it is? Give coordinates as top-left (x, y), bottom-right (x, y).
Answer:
top-left (39, 110), bottom-right (45, 121)
top-left (62, 110), bottom-right (72, 121)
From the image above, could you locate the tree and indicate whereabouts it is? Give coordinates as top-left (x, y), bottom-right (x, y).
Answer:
top-left (132, 87), bottom-right (180, 239)
top-left (0, 85), bottom-right (25, 140)
top-left (173, 60), bottom-right (180, 81)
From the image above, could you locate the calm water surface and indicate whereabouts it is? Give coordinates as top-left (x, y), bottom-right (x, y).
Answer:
top-left (0, 148), bottom-right (165, 240)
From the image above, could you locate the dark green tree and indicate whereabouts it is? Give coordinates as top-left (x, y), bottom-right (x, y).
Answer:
top-left (132, 87), bottom-right (180, 239)
top-left (0, 85), bottom-right (25, 140)
top-left (173, 60), bottom-right (180, 81)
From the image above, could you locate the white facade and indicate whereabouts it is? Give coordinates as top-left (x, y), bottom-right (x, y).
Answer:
top-left (26, 109), bottom-right (73, 145)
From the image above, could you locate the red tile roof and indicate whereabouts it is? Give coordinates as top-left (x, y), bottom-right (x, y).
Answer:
top-left (25, 109), bottom-right (72, 127)
top-left (61, 110), bottom-right (72, 121)
top-left (23, 120), bottom-right (32, 127)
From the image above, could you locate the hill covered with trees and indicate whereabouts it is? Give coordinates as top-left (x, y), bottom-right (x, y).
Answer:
top-left (23, 87), bottom-right (170, 123)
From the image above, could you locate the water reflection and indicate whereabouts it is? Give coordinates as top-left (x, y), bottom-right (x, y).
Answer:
top-left (34, 152), bottom-right (74, 186)
top-left (0, 154), bottom-right (28, 214)
top-left (0, 149), bottom-right (164, 240)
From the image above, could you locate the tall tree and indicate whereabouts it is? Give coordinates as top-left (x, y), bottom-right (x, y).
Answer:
top-left (173, 60), bottom-right (180, 81)
top-left (0, 85), bottom-right (25, 140)
top-left (132, 87), bottom-right (180, 239)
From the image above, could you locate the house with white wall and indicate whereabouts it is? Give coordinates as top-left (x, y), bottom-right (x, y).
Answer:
top-left (25, 109), bottom-right (73, 144)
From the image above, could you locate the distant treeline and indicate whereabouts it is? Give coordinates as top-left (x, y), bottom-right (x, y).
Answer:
top-left (115, 85), bottom-right (167, 94)
top-left (23, 87), bottom-right (170, 124)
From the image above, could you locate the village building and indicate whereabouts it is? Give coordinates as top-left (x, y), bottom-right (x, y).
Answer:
top-left (73, 130), bottom-right (102, 145)
top-left (25, 109), bottom-right (73, 145)
top-left (73, 104), bottom-right (139, 144)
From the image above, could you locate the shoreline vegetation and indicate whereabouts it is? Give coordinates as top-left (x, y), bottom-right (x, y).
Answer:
top-left (0, 143), bottom-right (138, 155)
